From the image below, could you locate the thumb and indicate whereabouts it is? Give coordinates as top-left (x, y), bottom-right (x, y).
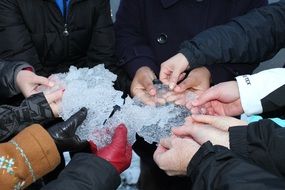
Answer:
top-left (191, 115), bottom-right (218, 125)
top-left (110, 124), bottom-right (128, 149)
top-left (191, 115), bottom-right (230, 131)
top-left (65, 107), bottom-right (88, 128)
top-left (142, 79), bottom-right (156, 96)
top-left (31, 75), bottom-right (54, 87)
top-left (169, 70), bottom-right (181, 90)
top-left (45, 89), bottom-right (64, 104)
top-left (174, 76), bottom-right (196, 93)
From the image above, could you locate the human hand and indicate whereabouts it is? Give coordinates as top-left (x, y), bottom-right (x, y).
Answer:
top-left (172, 115), bottom-right (247, 147)
top-left (44, 89), bottom-right (64, 117)
top-left (172, 119), bottom-right (230, 148)
top-left (173, 66), bottom-right (211, 94)
top-left (153, 136), bottom-right (200, 176)
top-left (187, 81), bottom-right (244, 116)
top-left (160, 53), bottom-right (189, 90)
top-left (90, 124), bottom-right (132, 173)
top-left (16, 70), bottom-right (54, 97)
top-left (48, 107), bottom-right (89, 152)
top-left (131, 66), bottom-right (165, 105)
top-left (190, 114), bottom-right (248, 131)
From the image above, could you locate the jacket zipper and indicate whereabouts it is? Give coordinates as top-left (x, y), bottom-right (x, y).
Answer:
top-left (63, 0), bottom-right (69, 57)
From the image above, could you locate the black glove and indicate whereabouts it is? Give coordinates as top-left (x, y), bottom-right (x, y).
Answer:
top-left (48, 107), bottom-right (89, 152)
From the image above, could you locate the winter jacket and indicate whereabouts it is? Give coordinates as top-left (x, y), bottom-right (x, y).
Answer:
top-left (0, 0), bottom-right (130, 94)
top-left (115, 0), bottom-right (267, 84)
top-left (0, 93), bottom-right (54, 142)
top-left (179, 1), bottom-right (285, 71)
top-left (0, 0), bottom-right (116, 76)
top-left (0, 125), bottom-right (60, 190)
top-left (188, 119), bottom-right (285, 189)
top-left (236, 68), bottom-right (285, 117)
top-left (0, 60), bottom-right (33, 99)
top-left (42, 153), bottom-right (121, 190)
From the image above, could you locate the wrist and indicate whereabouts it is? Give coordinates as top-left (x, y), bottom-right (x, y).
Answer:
top-left (137, 66), bottom-right (157, 79)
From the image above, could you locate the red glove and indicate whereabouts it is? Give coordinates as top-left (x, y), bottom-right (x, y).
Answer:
top-left (89, 124), bottom-right (132, 173)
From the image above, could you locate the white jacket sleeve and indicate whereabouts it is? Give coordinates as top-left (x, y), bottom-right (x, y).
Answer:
top-left (236, 68), bottom-right (285, 116)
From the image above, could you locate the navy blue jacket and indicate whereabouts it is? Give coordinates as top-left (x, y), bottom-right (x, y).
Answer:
top-left (115, 0), bottom-right (267, 83)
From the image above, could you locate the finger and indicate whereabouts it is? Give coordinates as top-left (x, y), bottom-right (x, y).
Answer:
top-left (191, 115), bottom-right (231, 131)
top-left (166, 93), bottom-right (183, 103)
top-left (133, 90), bottom-right (156, 106)
top-left (111, 124), bottom-right (128, 149)
top-left (45, 89), bottom-right (64, 103)
top-left (159, 138), bottom-right (173, 149)
top-left (177, 73), bottom-right (186, 83)
top-left (189, 107), bottom-right (203, 115)
top-left (174, 98), bottom-right (186, 106)
top-left (142, 79), bottom-right (156, 96)
top-left (153, 144), bottom-right (168, 164)
top-left (192, 87), bottom-right (220, 107)
top-left (174, 76), bottom-right (196, 93)
top-left (172, 126), bottom-right (192, 137)
top-left (66, 107), bottom-right (88, 127)
top-left (159, 67), bottom-right (172, 85)
top-left (138, 95), bottom-right (156, 106)
top-left (154, 97), bottom-right (167, 105)
top-left (191, 114), bottom-right (218, 125)
top-left (185, 116), bottom-right (195, 124)
top-left (169, 70), bottom-right (180, 90)
top-left (31, 75), bottom-right (54, 87)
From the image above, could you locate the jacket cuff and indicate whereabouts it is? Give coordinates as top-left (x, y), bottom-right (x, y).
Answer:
top-left (10, 124), bottom-right (60, 187)
top-left (179, 44), bottom-right (204, 70)
top-left (187, 141), bottom-right (215, 177)
top-left (229, 126), bottom-right (249, 159)
top-left (236, 75), bottom-right (263, 115)
top-left (18, 93), bottom-right (54, 124)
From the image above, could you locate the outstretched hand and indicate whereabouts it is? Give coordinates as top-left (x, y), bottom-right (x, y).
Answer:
top-left (131, 67), bottom-right (165, 105)
top-left (187, 81), bottom-right (244, 116)
top-left (48, 107), bottom-right (89, 152)
top-left (90, 124), bottom-right (132, 173)
top-left (16, 70), bottom-right (54, 97)
top-left (154, 136), bottom-right (200, 176)
top-left (160, 53), bottom-right (189, 90)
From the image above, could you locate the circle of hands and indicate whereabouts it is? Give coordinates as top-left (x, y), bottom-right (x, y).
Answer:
top-left (16, 54), bottom-right (248, 176)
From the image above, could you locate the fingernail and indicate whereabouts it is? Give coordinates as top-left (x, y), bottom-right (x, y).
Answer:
top-left (49, 81), bottom-right (54, 87)
top-left (169, 83), bottom-right (174, 90)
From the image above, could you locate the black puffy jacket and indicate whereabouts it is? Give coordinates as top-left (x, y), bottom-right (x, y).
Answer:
top-left (0, 0), bottom-right (119, 76)
top-left (42, 153), bottom-right (121, 190)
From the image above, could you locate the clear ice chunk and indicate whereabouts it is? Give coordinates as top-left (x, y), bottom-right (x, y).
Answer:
top-left (38, 65), bottom-right (202, 148)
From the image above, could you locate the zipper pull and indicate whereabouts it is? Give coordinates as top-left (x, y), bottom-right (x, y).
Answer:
top-left (63, 24), bottom-right (69, 37)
